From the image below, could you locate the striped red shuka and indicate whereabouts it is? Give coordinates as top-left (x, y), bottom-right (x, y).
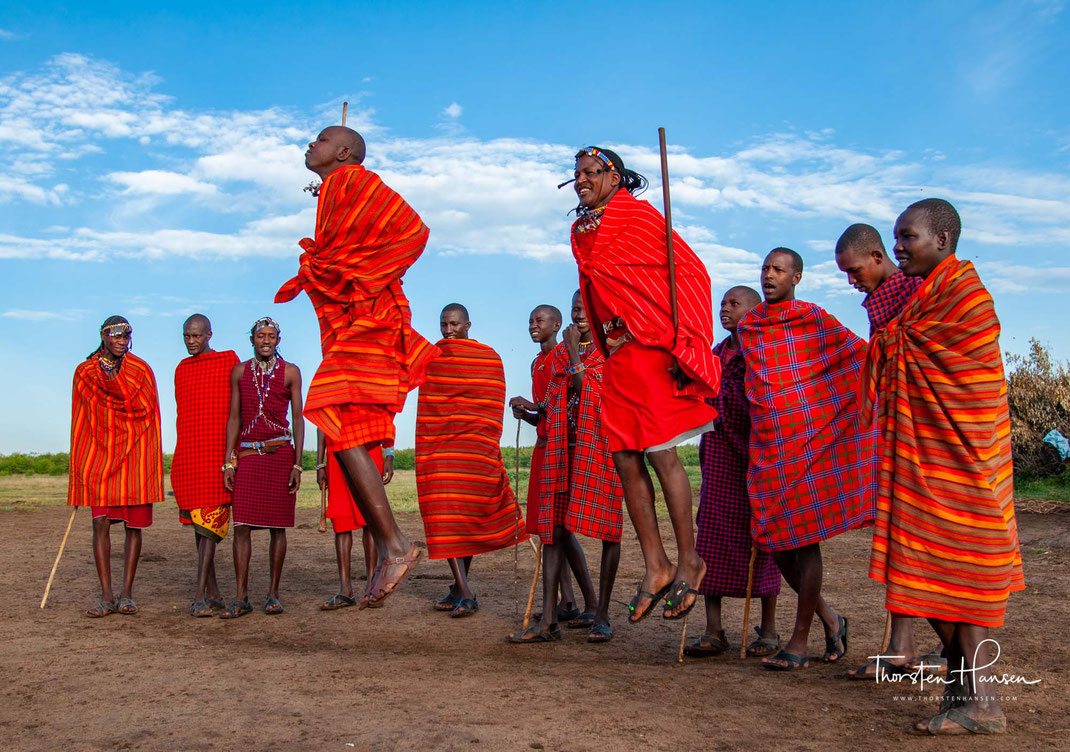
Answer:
top-left (171, 349), bottom-right (238, 511)
top-left (572, 189), bottom-right (719, 400)
top-left (861, 255), bottom-right (1024, 627)
top-left (68, 353), bottom-right (164, 508)
top-left (415, 339), bottom-right (528, 558)
top-left (275, 164), bottom-right (440, 448)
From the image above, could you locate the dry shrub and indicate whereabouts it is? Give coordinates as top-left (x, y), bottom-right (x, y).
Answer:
top-left (1005, 339), bottom-right (1070, 478)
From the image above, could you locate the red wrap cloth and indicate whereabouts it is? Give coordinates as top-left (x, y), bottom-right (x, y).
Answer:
top-left (171, 350), bottom-right (238, 511)
top-left (537, 342), bottom-right (624, 544)
top-left (861, 255), bottom-right (1023, 627)
top-left (275, 164), bottom-right (440, 448)
top-left (863, 271), bottom-right (923, 337)
top-left (523, 348), bottom-right (555, 535)
top-left (326, 441), bottom-right (381, 534)
top-left (416, 339), bottom-right (527, 558)
top-left (738, 301), bottom-right (876, 552)
top-left (572, 189), bottom-right (720, 398)
top-left (68, 352), bottom-right (164, 509)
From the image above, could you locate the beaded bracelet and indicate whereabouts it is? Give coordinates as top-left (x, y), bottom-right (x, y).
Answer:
top-left (383, 447), bottom-right (395, 457)
top-left (314, 462), bottom-right (327, 470)
top-left (292, 464), bottom-right (303, 471)
top-left (567, 364), bottom-right (587, 375)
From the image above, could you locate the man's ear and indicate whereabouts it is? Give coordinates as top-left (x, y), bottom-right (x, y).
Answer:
top-left (337, 145), bottom-right (350, 162)
top-left (935, 230), bottom-right (951, 252)
top-left (792, 272), bottom-right (802, 286)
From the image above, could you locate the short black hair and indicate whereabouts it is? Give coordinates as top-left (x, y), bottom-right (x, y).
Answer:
top-left (906, 198), bottom-right (961, 252)
top-left (768, 247), bottom-right (804, 274)
top-left (183, 313), bottom-right (212, 332)
top-left (726, 285), bottom-right (762, 307)
top-left (441, 302), bottom-right (470, 322)
top-left (532, 304), bottom-right (562, 325)
top-left (835, 223), bottom-right (884, 256)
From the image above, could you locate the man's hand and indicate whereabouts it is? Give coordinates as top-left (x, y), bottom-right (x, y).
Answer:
top-left (382, 455), bottom-right (395, 485)
top-left (509, 395), bottom-right (537, 419)
top-left (667, 359), bottom-right (694, 390)
top-left (316, 467), bottom-right (326, 490)
top-left (223, 467), bottom-right (235, 491)
top-left (562, 323), bottom-right (581, 352)
top-left (289, 466), bottom-right (302, 494)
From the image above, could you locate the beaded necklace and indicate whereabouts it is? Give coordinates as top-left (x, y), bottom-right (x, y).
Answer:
top-left (573, 205), bottom-right (605, 234)
top-left (97, 353), bottom-right (120, 373)
top-left (242, 356), bottom-right (290, 437)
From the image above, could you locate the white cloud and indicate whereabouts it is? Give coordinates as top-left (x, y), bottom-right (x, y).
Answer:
top-left (2, 308), bottom-right (82, 321)
top-left (443, 102), bottom-right (462, 119)
top-left (0, 29), bottom-right (20, 41)
top-left (105, 170), bottom-right (220, 197)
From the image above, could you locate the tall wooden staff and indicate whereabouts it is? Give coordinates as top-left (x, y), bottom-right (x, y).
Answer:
top-left (40, 508), bottom-right (77, 609)
top-left (660, 127), bottom-right (690, 662)
top-left (318, 482), bottom-right (328, 533)
top-left (342, 101), bottom-right (348, 127)
top-left (739, 545), bottom-right (757, 659)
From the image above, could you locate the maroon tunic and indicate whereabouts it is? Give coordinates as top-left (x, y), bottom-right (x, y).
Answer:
top-left (232, 357), bottom-right (296, 528)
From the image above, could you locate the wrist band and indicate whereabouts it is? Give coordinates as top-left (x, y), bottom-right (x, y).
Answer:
top-left (567, 364), bottom-right (587, 375)
top-left (292, 464), bottom-right (303, 471)
top-left (383, 447), bottom-right (395, 457)
top-left (314, 462), bottom-right (327, 470)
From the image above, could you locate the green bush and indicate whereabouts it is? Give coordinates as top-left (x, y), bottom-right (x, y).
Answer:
top-left (1006, 339), bottom-right (1070, 478)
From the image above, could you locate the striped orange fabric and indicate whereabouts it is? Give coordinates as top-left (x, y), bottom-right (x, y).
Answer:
top-left (573, 189), bottom-right (719, 399)
top-left (415, 339), bottom-right (528, 559)
top-left (275, 164), bottom-right (440, 448)
top-left (861, 254), bottom-right (1024, 627)
top-left (68, 353), bottom-right (164, 507)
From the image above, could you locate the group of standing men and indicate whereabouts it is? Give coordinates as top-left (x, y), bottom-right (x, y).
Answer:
top-left (66, 123), bottom-right (1023, 736)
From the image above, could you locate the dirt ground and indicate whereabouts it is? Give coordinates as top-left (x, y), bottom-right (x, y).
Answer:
top-left (1, 503), bottom-right (1067, 752)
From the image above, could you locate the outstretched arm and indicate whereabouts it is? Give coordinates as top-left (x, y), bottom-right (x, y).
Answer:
top-left (222, 363), bottom-right (243, 491)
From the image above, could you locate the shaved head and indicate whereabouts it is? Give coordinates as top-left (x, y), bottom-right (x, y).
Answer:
top-left (183, 313), bottom-right (212, 333)
top-left (324, 126), bottom-right (367, 164)
top-left (835, 223), bottom-right (885, 257)
top-left (441, 302), bottom-right (470, 322)
top-left (532, 304), bottom-right (562, 325)
top-left (305, 126), bottom-right (367, 178)
top-left (905, 198), bottom-right (961, 252)
top-left (727, 285), bottom-right (761, 307)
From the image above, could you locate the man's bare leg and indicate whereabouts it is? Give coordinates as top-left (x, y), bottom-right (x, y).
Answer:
top-left (119, 526), bottom-right (142, 600)
top-left (916, 621), bottom-right (1005, 733)
top-left (759, 595), bottom-right (778, 641)
top-left (561, 530), bottom-right (597, 613)
top-left (267, 529), bottom-right (286, 601)
top-left (513, 530), bottom-right (566, 640)
top-left (194, 534), bottom-right (220, 602)
top-left (593, 541), bottom-right (621, 628)
top-left (334, 531), bottom-right (354, 598)
top-left (848, 613), bottom-right (919, 678)
top-left (447, 557), bottom-right (475, 600)
top-left (232, 526), bottom-right (252, 602)
top-left (91, 517), bottom-right (115, 603)
top-left (612, 450), bottom-right (674, 621)
top-left (764, 543), bottom-right (840, 668)
top-left (647, 448), bottom-right (706, 618)
top-left (361, 528), bottom-right (378, 592)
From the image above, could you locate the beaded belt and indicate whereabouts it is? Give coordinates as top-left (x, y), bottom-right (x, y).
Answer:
top-left (237, 435), bottom-right (292, 458)
top-left (602, 315), bottom-right (632, 352)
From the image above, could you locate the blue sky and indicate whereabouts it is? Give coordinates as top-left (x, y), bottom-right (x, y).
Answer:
top-left (1, 1), bottom-right (1068, 453)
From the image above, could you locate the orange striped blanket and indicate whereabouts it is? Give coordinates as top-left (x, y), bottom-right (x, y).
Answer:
top-left (415, 339), bottom-right (527, 558)
top-left (861, 254), bottom-right (1024, 627)
top-left (275, 164), bottom-right (439, 447)
top-left (68, 352), bottom-right (164, 507)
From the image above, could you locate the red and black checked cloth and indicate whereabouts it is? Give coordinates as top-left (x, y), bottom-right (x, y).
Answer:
top-left (275, 164), bottom-right (440, 447)
top-left (171, 350), bottom-right (238, 511)
top-left (696, 340), bottom-right (780, 597)
top-left (537, 343), bottom-right (624, 544)
top-left (571, 189), bottom-right (720, 401)
top-left (738, 301), bottom-right (877, 552)
top-left (232, 358), bottom-right (295, 527)
top-left (863, 272), bottom-right (923, 336)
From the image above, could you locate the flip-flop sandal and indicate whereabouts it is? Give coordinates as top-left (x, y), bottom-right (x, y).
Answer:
top-left (368, 546), bottom-right (423, 607)
top-left (566, 611), bottom-right (596, 629)
top-left (207, 597), bottom-right (227, 610)
top-left (189, 599), bottom-right (215, 618)
top-left (450, 598), bottom-right (479, 619)
top-left (115, 597), bottom-right (138, 615)
top-left (847, 657), bottom-right (915, 680)
top-left (507, 626), bottom-right (562, 644)
top-left (320, 594), bottom-right (356, 611)
top-left (662, 581), bottom-right (700, 620)
top-left (587, 623), bottom-right (613, 643)
top-left (916, 708), bottom-right (1007, 736)
top-left (219, 599), bottom-right (253, 620)
top-left (627, 582), bottom-right (672, 624)
top-left (263, 598), bottom-right (284, 615)
top-left (746, 626), bottom-right (781, 658)
top-left (762, 649), bottom-right (809, 671)
top-left (683, 630), bottom-right (729, 658)
top-left (434, 591), bottom-right (461, 612)
top-left (822, 614), bottom-right (848, 662)
top-left (85, 599), bottom-right (117, 618)
top-left (911, 653), bottom-right (948, 676)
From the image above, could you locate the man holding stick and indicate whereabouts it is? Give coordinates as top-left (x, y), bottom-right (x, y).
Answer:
top-left (566, 145), bottom-right (719, 622)
top-left (69, 316), bottom-right (164, 617)
top-left (276, 125), bottom-right (439, 607)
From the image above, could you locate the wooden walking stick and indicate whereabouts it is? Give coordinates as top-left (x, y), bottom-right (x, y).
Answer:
top-left (739, 544), bottom-right (758, 659)
top-left (514, 419), bottom-right (522, 620)
top-left (341, 101), bottom-right (348, 127)
top-left (522, 542), bottom-right (542, 632)
top-left (880, 611), bottom-right (892, 654)
top-left (40, 507), bottom-right (77, 609)
top-left (318, 482), bottom-right (328, 533)
top-left (659, 126), bottom-right (689, 658)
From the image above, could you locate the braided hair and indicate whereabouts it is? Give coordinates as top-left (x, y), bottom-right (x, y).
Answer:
top-left (89, 314), bottom-right (132, 360)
